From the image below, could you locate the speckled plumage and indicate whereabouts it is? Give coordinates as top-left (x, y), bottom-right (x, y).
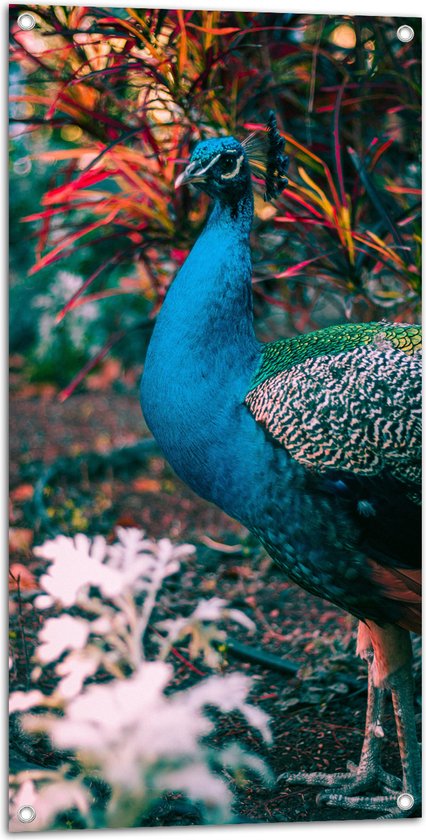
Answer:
top-left (245, 327), bottom-right (421, 494)
top-left (250, 322), bottom-right (421, 389)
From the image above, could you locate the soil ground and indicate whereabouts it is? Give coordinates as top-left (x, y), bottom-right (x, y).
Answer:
top-left (9, 374), bottom-right (422, 825)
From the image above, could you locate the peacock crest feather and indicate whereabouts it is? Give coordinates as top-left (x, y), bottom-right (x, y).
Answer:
top-left (264, 111), bottom-right (289, 200)
top-left (241, 111), bottom-right (289, 202)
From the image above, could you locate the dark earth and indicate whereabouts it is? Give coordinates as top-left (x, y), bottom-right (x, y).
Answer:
top-left (9, 361), bottom-right (421, 825)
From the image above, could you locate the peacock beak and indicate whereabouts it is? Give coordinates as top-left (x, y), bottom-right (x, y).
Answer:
top-left (175, 162), bottom-right (200, 189)
top-left (174, 154), bottom-right (222, 188)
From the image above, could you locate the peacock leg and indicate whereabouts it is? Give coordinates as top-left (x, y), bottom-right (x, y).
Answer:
top-left (315, 662), bottom-right (421, 817)
top-left (389, 663), bottom-right (421, 799)
top-left (368, 662), bottom-right (422, 818)
top-left (278, 652), bottom-right (401, 804)
top-left (280, 619), bottom-right (421, 818)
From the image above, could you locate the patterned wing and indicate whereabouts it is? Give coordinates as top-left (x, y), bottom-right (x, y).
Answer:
top-left (245, 324), bottom-right (421, 496)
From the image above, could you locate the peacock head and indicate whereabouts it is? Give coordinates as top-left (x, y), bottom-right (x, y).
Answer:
top-left (175, 137), bottom-right (251, 203)
top-left (175, 113), bottom-right (289, 204)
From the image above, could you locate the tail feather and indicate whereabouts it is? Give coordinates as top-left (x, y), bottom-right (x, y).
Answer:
top-left (367, 559), bottom-right (421, 634)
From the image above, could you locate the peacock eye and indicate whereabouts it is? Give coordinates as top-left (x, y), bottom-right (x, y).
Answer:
top-left (219, 154), bottom-right (236, 172)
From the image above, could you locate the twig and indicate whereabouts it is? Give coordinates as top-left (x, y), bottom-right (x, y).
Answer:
top-left (214, 639), bottom-right (299, 676)
top-left (150, 627), bottom-right (206, 676)
top-left (13, 575), bottom-right (31, 689)
top-left (199, 535), bottom-right (243, 554)
top-left (214, 637), bottom-right (364, 692)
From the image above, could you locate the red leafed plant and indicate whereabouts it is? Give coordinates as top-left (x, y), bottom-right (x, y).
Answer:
top-left (9, 6), bottom-right (421, 395)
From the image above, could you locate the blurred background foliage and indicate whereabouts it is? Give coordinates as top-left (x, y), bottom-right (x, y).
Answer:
top-left (9, 5), bottom-right (421, 396)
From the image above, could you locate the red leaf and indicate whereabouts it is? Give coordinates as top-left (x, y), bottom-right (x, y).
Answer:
top-left (186, 23), bottom-right (240, 35)
top-left (58, 330), bottom-right (126, 402)
top-left (55, 252), bottom-right (124, 323)
top-left (29, 209), bottom-right (117, 274)
top-left (42, 169), bottom-right (114, 205)
top-left (9, 563), bottom-right (37, 591)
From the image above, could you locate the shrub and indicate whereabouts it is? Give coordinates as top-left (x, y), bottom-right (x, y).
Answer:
top-left (9, 528), bottom-right (272, 830)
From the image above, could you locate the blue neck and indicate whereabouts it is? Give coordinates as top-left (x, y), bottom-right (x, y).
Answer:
top-left (144, 190), bottom-right (258, 380)
top-left (141, 190), bottom-right (265, 515)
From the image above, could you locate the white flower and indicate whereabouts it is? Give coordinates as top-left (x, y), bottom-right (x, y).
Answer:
top-left (60, 661), bottom-right (171, 727)
top-left (155, 538), bottom-right (196, 565)
top-left (9, 690), bottom-right (44, 714)
top-left (107, 529), bottom-right (194, 592)
top-left (184, 672), bottom-right (249, 712)
top-left (192, 598), bottom-right (230, 622)
top-left (157, 763), bottom-right (232, 817)
top-left (9, 779), bottom-right (91, 832)
top-left (157, 597), bottom-right (255, 667)
top-left (193, 597), bottom-right (255, 631)
top-left (90, 616), bottom-right (111, 634)
top-left (40, 662), bottom-right (181, 788)
top-left (106, 528), bottom-right (155, 570)
top-left (37, 615), bottom-right (91, 663)
top-left (185, 673), bottom-right (272, 744)
top-left (26, 663), bottom-right (271, 794)
top-left (36, 780), bottom-right (90, 827)
top-left (239, 702), bottom-right (272, 744)
top-left (56, 649), bottom-right (102, 699)
top-left (14, 527), bottom-right (273, 827)
top-left (34, 595), bottom-right (55, 609)
top-left (220, 743), bottom-right (274, 786)
top-left (34, 534), bottom-right (122, 606)
top-left (9, 780), bottom-right (37, 832)
top-left (33, 530), bottom-right (194, 608)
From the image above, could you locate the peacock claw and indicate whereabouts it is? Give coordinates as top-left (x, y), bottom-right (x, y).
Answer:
top-left (346, 761), bottom-right (401, 791)
top-left (277, 765), bottom-right (415, 817)
top-left (277, 659), bottom-right (421, 818)
top-left (316, 790), bottom-right (419, 817)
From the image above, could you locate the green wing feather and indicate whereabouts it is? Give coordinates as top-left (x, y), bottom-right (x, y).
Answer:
top-left (250, 322), bottom-right (421, 389)
top-left (245, 322), bottom-right (421, 492)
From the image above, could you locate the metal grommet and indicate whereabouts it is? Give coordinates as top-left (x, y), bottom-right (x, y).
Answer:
top-left (17, 13), bottom-right (36, 31)
top-left (397, 25), bottom-right (414, 43)
top-left (17, 805), bottom-right (36, 823)
top-left (397, 792), bottom-right (415, 811)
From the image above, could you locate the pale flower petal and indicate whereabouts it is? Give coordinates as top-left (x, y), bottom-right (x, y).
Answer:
top-left (33, 780), bottom-right (91, 827)
top-left (225, 608), bottom-right (255, 631)
top-left (9, 779), bottom-right (91, 831)
top-left (9, 690), bottom-right (44, 713)
top-left (185, 673), bottom-right (251, 715)
top-left (56, 649), bottom-right (101, 699)
top-left (37, 615), bottom-right (91, 663)
top-left (9, 779), bottom-right (37, 832)
top-left (168, 543), bottom-right (197, 559)
top-left (158, 763), bottom-right (231, 814)
top-left (193, 597), bottom-right (228, 621)
top-left (90, 616), bottom-right (111, 634)
top-left (33, 594), bottom-right (54, 609)
top-left (240, 703), bottom-right (272, 744)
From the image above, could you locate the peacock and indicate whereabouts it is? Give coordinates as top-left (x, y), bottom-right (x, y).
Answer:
top-left (141, 114), bottom-right (421, 818)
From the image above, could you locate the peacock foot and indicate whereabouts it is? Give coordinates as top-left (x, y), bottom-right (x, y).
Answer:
top-left (278, 763), bottom-right (420, 817)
